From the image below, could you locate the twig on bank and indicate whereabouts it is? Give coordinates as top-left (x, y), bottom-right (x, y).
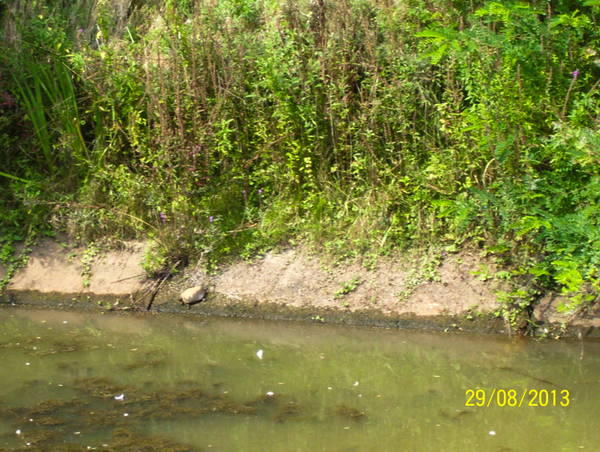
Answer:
top-left (144, 260), bottom-right (181, 311)
top-left (111, 274), bottom-right (146, 284)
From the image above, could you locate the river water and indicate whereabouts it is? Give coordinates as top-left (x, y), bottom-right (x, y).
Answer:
top-left (0, 307), bottom-right (599, 451)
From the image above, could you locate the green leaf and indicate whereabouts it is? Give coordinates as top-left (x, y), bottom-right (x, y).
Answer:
top-left (0, 171), bottom-right (30, 183)
top-left (427, 44), bottom-right (449, 65)
top-left (509, 216), bottom-right (549, 235)
top-left (529, 266), bottom-right (550, 277)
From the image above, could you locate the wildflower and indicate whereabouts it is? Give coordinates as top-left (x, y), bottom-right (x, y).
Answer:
top-left (209, 216), bottom-right (213, 223)
top-left (572, 69), bottom-right (579, 79)
top-left (258, 189), bottom-right (262, 195)
top-left (78, 29), bottom-right (83, 33)
top-left (1, 92), bottom-right (15, 107)
top-left (160, 211), bottom-right (167, 224)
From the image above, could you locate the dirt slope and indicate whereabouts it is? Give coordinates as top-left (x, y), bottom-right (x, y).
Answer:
top-left (1, 237), bottom-right (598, 337)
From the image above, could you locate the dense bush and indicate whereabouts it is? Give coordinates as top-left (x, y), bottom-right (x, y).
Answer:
top-left (1, 0), bottom-right (599, 312)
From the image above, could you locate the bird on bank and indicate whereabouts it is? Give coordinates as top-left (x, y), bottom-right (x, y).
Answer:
top-left (179, 285), bottom-right (208, 309)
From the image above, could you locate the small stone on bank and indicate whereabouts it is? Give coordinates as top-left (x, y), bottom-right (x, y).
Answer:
top-left (180, 286), bottom-right (207, 306)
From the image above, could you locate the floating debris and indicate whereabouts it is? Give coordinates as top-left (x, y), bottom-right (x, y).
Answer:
top-left (496, 367), bottom-right (559, 388)
top-left (452, 410), bottom-right (474, 420)
top-left (257, 350), bottom-right (263, 359)
top-left (334, 405), bottom-right (365, 420)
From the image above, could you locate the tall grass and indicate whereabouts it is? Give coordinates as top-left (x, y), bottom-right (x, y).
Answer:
top-left (1, 0), bottom-right (600, 311)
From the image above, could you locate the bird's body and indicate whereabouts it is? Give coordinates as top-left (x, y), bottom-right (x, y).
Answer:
top-left (180, 285), bottom-right (208, 308)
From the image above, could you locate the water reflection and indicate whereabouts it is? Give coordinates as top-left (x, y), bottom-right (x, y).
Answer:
top-left (1, 307), bottom-right (599, 451)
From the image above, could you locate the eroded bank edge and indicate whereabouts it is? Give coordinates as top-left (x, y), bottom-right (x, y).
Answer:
top-left (2, 289), bottom-right (595, 339)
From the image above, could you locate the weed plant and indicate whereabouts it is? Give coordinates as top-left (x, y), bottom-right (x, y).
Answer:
top-left (1, 0), bottom-right (600, 316)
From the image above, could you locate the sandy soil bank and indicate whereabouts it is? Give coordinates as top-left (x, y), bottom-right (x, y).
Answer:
top-left (1, 237), bottom-right (599, 338)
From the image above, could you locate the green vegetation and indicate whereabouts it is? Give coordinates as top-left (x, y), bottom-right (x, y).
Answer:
top-left (335, 276), bottom-right (363, 299)
top-left (1, 0), bottom-right (600, 318)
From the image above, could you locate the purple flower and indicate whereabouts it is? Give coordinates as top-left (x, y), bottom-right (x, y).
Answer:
top-left (2, 92), bottom-right (15, 106)
top-left (209, 216), bottom-right (213, 223)
top-left (160, 211), bottom-right (167, 224)
top-left (258, 189), bottom-right (262, 195)
top-left (572, 69), bottom-right (579, 79)
top-left (78, 29), bottom-right (84, 33)
top-left (442, 252), bottom-right (447, 257)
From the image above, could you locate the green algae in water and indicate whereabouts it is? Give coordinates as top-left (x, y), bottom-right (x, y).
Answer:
top-left (333, 404), bottom-right (365, 421)
top-left (2, 308), bottom-right (600, 451)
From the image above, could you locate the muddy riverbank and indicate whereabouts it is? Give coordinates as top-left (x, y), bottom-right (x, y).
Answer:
top-left (1, 237), bottom-right (599, 338)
